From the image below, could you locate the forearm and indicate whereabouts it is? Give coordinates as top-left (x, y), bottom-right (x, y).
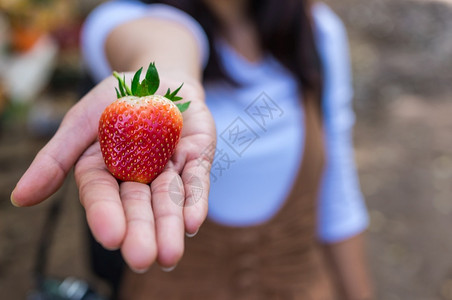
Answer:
top-left (321, 233), bottom-right (374, 300)
top-left (105, 17), bottom-right (203, 86)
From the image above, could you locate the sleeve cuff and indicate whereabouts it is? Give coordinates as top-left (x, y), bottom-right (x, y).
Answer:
top-left (318, 208), bottom-right (369, 243)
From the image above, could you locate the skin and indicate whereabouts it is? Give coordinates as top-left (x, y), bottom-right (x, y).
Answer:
top-left (204, 0), bottom-right (263, 63)
top-left (322, 233), bottom-right (374, 300)
top-left (12, 0), bottom-right (373, 298)
top-left (12, 18), bottom-right (215, 273)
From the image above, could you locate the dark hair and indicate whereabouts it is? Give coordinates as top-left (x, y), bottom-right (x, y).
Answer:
top-left (140, 0), bottom-right (323, 108)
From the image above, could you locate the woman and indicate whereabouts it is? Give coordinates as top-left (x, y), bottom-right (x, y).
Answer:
top-left (12, 0), bottom-right (373, 299)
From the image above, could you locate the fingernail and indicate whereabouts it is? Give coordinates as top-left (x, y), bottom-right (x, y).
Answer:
top-left (185, 229), bottom-right (199, 238)
top-left (161, 265), bottom-right (177, 272)
top-left (131, 267), bottom-right (149, 274)
top-left (104, 245), bottom-right (120, 251)
top-left (10, 191), bottom-right (20, 207)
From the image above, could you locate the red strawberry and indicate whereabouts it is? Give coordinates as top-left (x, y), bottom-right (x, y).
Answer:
top-left (98, 62), bottom-right (190, 184)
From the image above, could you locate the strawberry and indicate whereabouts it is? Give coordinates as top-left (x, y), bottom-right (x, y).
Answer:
top-left (98, 62), bottom-right (190, 184)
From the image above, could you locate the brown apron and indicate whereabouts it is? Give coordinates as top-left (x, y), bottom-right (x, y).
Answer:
top-left (119, 97), bottom-right (339, 299)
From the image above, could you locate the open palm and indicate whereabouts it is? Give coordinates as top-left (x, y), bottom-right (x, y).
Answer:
top-left (12, 74), bottom-right (216, 272)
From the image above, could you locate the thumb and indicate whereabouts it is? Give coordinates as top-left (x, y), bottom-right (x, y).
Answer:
top-left (11, 107), bottom-right (98, 207)
top-left (11, 77), bottom-right (117, 207)
top-left (11, 148), bottom-right (71, 207)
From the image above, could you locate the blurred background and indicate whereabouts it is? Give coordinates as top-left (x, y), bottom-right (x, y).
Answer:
top-left (0, 0), bottom-right (451, 299)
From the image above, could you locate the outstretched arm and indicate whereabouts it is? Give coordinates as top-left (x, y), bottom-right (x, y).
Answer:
top-left (12, 16), bottom-right (216, 273)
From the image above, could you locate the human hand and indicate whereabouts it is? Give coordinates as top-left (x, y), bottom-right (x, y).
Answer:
top-left (11, 74), bottom-right (216, 272)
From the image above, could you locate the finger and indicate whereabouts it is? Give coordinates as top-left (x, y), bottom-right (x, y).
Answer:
top-left (11, 147), bottom-right (70, 207)
top-left (181, 160), bottom-right (210, 236)
top-left (151, 170), bottom-right (185, 268)
top-left (75, 143), bottom-right (126, 250)
top-left (12, 121), bottom-right (93, 206)
top-left (120, 181), bottom-right (157, 272)
top-left (168, 132), bottom-right (214, 236)
top-left (12, 78), bottom-right (116, 207)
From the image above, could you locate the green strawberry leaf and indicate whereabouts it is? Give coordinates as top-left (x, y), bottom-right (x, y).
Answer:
top-left (135, 80), bottom-right (148, 97)
top-left (144, 62), bottom-right (160, 95)
top-left (164, 83), bottom-right (188, 113)
top-left (113, 72), bottom-right (126, 98)
top-left (164, 88), bottom-right (171, 98)
top-left (131, 67), bottom-right (143, 95)
top-left (112, 62), bottom-right (189, 112)
top-left (176, 101), bottom-right (191, 113)
top-left (131, 62), bottom-right (160, 97)
top-left (164, 83), bottom-right (184, 102)
top-left (123, 74), bottom-right (132, 95)
top-left (113, 71), bottom-right (132, 98)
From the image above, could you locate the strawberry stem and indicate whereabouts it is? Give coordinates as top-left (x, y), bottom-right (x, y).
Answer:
top-left (112, 62), bottom-right (191, 112)
top-left (113, 71), bottom-right (132, 98)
